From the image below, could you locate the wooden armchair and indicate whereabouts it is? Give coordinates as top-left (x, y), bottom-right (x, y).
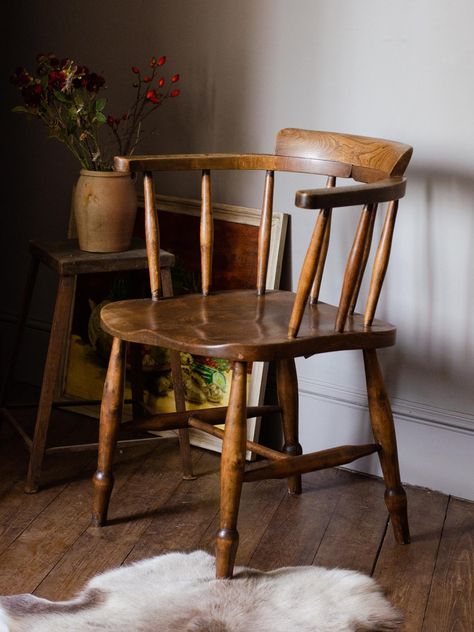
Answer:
top-left (92, 128), bottom-right (413, 578)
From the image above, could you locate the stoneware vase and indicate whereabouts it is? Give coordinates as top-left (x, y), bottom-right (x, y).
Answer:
top-left (73, 170), bottom-right (137, 253)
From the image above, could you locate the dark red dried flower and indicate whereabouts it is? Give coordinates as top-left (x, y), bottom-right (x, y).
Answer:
top-left (170, 88), bottom-right (180, 97)
top-left (86, 72), bottom-right (105, 92)
top-left (171, 74), bottom-right (180, 83)
top-left (157, 56), bottom-right (166, 66)
top-left (131, 66), bottom-right (140, 74)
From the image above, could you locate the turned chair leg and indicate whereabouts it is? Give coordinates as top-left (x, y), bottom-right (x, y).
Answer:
top-left (216, 361), bottom-right (247, 578)
top-left (276, 358), bottom-right (303, 495)
top-left (92, 337), bottom-right (126, 526)
top-left (363, 349), bottom-right (410, 544)
top-left (129, 342), bottom-right (146, 421)
top-left (169, 349), bottom-right (196, 480)
top-left (160, 267), bottom-right (195, 480)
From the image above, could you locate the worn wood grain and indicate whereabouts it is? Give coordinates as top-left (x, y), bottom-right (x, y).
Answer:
top-left (312, 471), bottom-right (388, 575)
top-left (373, 486), bottom-right (448, 632)
top-left (0, 440), bottom-right (161, 596)
top-left (0, 420), bottom-right (472, 630)
top-left (249, 469), bottom-right (348, 570)
top-left (35, 440), bottom-right (193, 599)
top-left (422, 497), bottom-right (474, 632)
top-left (125, 450), bottom-right (219, 563)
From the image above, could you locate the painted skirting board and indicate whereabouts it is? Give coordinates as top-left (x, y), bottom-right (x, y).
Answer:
top-left (298, 376), bottom-right (474, 501)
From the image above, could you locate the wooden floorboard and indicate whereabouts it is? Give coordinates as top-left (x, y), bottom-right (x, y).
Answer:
top-left (422, 497), bottom-right (474, 632)
top-left (373, 485), bottom-right (449, 632)
top-left (0, 408), bottom-right (473, 630)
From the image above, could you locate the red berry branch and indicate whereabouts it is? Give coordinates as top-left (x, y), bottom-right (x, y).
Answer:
top-left (11, 53), bottom-right (181, 171)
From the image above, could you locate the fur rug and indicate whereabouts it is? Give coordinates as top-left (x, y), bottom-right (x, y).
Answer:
top-left (0, 550), bottom-right (402, 631)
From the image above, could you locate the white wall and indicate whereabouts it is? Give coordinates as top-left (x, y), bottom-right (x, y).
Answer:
top-left (4, 1), bottom-right (474, 498)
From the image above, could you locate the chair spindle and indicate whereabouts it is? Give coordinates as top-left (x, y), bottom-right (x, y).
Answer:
top-left (288, 207), bottom-right (331, 338)
top-left (257, 170), bottom-right (275, 295)
top-left (335, 204), bottom-right (375, 332)
top-left (364, 200), bottom-right (398, 326)
top-left (348, 203), bottom-right (378, 315)
top-left (144, 172), bottom-right (161, 300)
top-left (200, 169), bottom-right (213, 296)
top-left (310, 176), bottom-right (336, 304)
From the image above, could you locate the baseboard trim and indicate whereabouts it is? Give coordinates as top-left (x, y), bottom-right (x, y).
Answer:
top-left (298, 375), bottom-right (474, 436)
top-left (0, 310), bottom-right (51, 334)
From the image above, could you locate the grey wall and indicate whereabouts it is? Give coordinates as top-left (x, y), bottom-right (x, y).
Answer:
top-left (4, 0), bottom-right (474, 497)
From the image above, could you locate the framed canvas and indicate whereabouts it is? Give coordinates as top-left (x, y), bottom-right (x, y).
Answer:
top-left (60, 194), bottom-right (288, 457)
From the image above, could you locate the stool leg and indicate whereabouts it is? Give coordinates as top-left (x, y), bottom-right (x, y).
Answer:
top-left (25, 274), bottom-right (75, 493)
top-left (216, 361), bottom-right (247, 579)
top-left (276, 358), bottom-right (302, 495)
top-left (92, 337), bottom-right (126, 526)
top-left (363, 349), bottom-right (410, 544)
top-left (160, 267), bottom-right (194, 480)
top-left (0, 256), bottom-right (39, 410)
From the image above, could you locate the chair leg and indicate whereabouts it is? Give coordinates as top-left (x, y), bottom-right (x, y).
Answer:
top-left (25, 274), bottom-right (75, 493)
top-left (160, 266), bottom-right (195, 480)
top-left (363, 349), bottom-right (410, 544)
top-left (169, 349), bottom-right (196, 480)
top-left (216, 361), bottom-right (247, 578)
top-left (91, 337), bottom-right (126, 526)
top-left (276, 358), bottom-right (303, 495)
top-left (129, 342), bottom-right (146, 420)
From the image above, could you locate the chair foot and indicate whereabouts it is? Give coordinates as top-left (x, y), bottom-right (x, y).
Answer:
top-left (91, 472), bottom-right (114, 527)
top-left (24, 482), bottom-right (39, 494)
top-left (216, 528), bottom-right (239, 578)
top-left (216, 361), bottom-right (247, 579)
top-left (282, 443), bottom-right (303, 495)
top-left (385, 487), bottom-right (410, 543)
top-left (182, 474), bottom-right (198, 481)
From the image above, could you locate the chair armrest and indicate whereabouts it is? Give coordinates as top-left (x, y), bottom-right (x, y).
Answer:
top-left (295, 177), bottom-right (407, 209)
top-left (114, 153), bottom-right (279, 172)
top-left (114, 153), bottom-right (353, 178)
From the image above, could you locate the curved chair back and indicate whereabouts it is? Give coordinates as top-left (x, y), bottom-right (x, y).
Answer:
top-left (114, 129), bottom-right (413, 336)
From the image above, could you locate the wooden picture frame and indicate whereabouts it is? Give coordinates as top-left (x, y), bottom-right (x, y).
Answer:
top-left (60, 194), bottom-right (288, 457)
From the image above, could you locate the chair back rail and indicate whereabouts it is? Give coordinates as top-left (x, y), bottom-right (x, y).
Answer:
top-left (122, 129), bottom-right (412, 334)
top-left (349, 204), bottom-right (378, 315)
top-left (256, 170), bottom-right (275, 295)
top-left (309, 176), bottom-right (335, 304)
top-left (364, 200), bottom-right (399, 326)
top-left (335, 204), bottom-right (376, 333)
top-left (143, 172), bottom-right (161, 300)
top-left (200, 170), bottom-right (213, 296)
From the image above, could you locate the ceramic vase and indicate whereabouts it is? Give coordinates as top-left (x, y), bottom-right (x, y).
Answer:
top-left (73, 170), bottom-right (137, 252)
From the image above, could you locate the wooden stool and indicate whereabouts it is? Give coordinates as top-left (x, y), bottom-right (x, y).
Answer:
top-left (0, 238), bottom-right (194, 492)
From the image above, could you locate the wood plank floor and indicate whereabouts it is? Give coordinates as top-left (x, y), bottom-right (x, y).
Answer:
top-left (0, 405), bottom-right (473, 631)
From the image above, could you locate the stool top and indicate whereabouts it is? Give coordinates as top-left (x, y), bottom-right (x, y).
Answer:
top-left (29, 238), bottom-right (175, 275)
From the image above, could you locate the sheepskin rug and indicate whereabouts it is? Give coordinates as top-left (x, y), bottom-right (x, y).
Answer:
top-left (0, 550), bottom-right (402, 631)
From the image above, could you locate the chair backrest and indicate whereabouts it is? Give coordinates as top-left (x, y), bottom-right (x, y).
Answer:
top-left (114, 128), bottom-right (412, 337)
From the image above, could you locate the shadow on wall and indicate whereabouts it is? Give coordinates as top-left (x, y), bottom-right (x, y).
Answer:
top-left (380, 165), bottom-right (474, 416)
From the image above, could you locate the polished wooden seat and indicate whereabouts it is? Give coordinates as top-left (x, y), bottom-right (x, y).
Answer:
top-left (92, 128), bottom-right (413, 579)
top-left (101, 290), bottom-right (396, 361)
